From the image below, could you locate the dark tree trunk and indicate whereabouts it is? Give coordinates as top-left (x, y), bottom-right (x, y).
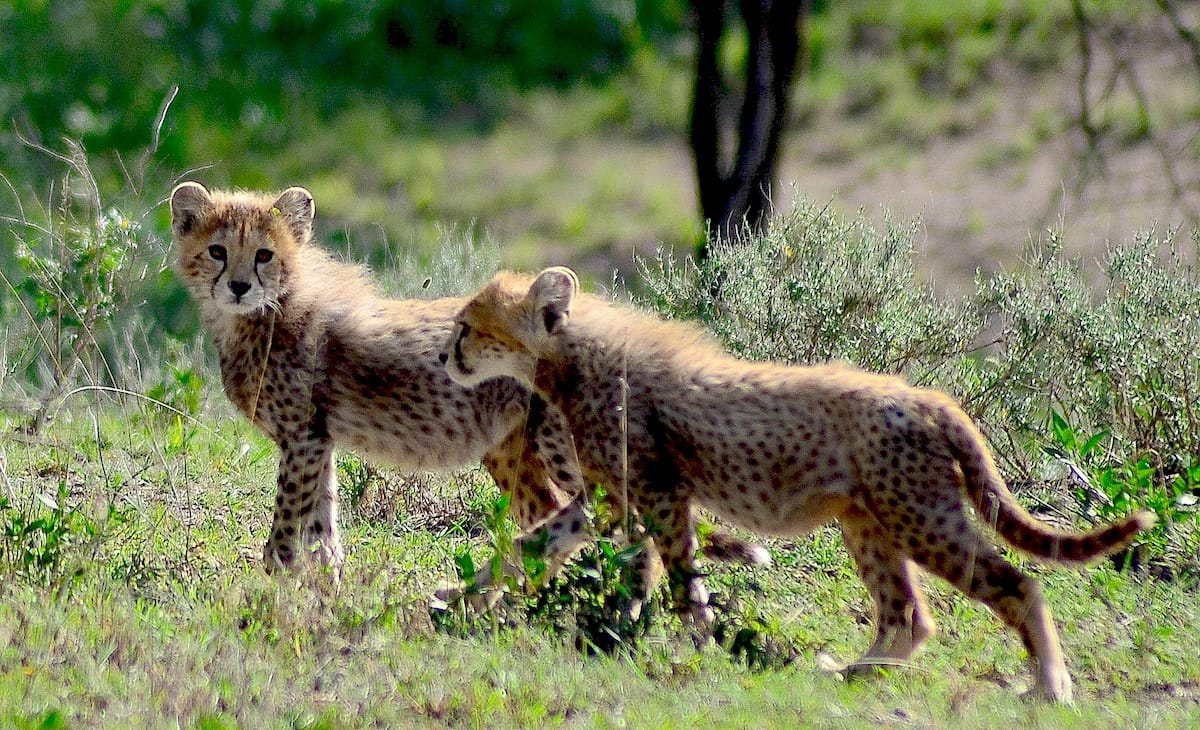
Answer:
top-left (690, 0), bottom-right (808, 255)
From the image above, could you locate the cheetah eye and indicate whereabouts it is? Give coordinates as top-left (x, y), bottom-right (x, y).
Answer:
top-left (208, 244), bottom-right (227, 261)
top-left (255, 249), bottom-right (274, 264)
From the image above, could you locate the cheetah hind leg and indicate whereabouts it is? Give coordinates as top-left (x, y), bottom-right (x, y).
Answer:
top-left (924, 529), bottom-right (1072, 702)
top-left (863, 461), bottom-right (1075, 703)
top-left (615, 523), bottom-right (769, 623)
top-left (630, 493), bottom-right (715, 646)
top-left (836, 506), bottom-right (936, 678)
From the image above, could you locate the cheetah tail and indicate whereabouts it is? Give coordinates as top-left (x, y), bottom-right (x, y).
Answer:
top-left (942, 405), bottom-right (1157, 564)
top-left (702, 530), bottom-right (772, 566)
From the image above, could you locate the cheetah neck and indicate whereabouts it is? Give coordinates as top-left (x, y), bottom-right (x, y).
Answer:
top-left (532, 324), bottom-right (639, 418)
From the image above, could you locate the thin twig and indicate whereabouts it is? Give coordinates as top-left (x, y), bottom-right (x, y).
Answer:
top-left (53, 384), bottom-right (220, 436)
top-left (150, 85), bottom-right (179, 156)
top-left (0, 170), bottom-right (26, 222)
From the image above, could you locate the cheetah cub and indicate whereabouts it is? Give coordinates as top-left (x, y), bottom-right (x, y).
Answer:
top-left (441, 266), bottom-right (1155, 703)
top-left (169, 182), bottom-right (591, 574)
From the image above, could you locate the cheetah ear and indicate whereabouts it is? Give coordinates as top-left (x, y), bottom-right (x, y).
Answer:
top-left (169, 181), bottom-right (211, 236)
top-left (528, 266), bottom-right (579, 335)
top-left (272, 187), bottom-right (315, 244)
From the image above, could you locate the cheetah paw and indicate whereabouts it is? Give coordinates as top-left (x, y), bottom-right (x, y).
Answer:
top-left (431, 581), bottom-right (506, 615)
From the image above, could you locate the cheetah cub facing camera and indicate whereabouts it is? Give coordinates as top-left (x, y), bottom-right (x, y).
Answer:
top-left (169, 184), bottom-right (763, 585)
top-left (441, 265), bottom-right (1156, 704)
top-left (169, 182), bottom-right (592, 575)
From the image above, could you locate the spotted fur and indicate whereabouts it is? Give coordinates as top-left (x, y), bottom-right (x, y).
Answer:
top-left (441, 265), bottom-right (1156, 703)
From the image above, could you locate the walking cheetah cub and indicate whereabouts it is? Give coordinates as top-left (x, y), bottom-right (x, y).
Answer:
top-left (440, 266), bottom-right (1155, 703)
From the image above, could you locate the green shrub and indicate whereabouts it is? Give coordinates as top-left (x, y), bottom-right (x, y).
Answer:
top-left (1, 143), bottom-right (171, 432)
top-left (434, 488), bottom-right (652, 651)
top-left (972, 228), bottom-right (1200, 473)
top-left (639, 197), bottom-right (978, 385)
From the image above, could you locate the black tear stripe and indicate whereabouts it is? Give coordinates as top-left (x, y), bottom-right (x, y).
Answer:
top-left (210, 256), bottom-right (228, 293)
top-left (454, 332), bottom-right (469, 373)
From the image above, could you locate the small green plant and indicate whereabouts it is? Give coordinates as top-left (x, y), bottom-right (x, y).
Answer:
top-left (1044, 409), bottom-right (1200, 565)
top-left (433, 489), bottom-right (657, 652)
top-left (710, 592), bottom-right (802, 672)
top-left (434, 487), bottom-right (801, 659)
top-left (144, 363), bottom-right (205, 422)
top-left (0, 483), bottom-right (95, 589)
top-left (137, 362), bottom-right (207, 457)
top-left (476, 493), bottom-right (521, 592)
top-left (523, 536), bottom-right (651, 655)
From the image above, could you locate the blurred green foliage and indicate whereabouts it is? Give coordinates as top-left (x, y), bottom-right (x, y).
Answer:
top-left (0, 1), bottom-right (690, 190)
top-left (2, 0), bottom-right (1121, 194)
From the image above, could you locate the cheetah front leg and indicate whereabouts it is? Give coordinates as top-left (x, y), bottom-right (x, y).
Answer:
top-left (483, 396), bottom-right (579, 530)
top-left (637, 492), bottom-right (713, 639)
top-left (263, 434), bottom-right (345, 576)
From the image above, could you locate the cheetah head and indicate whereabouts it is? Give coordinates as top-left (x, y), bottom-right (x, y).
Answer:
top-left (440, 266), bottom-right (579, 388)
top-left (169, 181), bottom-right (314, 315)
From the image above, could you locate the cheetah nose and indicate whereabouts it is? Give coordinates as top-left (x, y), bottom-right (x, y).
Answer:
top-left (228, 280), bottom-right (251, 298)
top-left (438, 352), bottom-right (448, 365)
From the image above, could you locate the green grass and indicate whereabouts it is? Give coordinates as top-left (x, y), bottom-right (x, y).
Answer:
top-left (1, 398), bottom-right (1198, 728)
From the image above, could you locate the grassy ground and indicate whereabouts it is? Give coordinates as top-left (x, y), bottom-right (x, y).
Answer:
top-left (2, 397), bottom-right (1198, 728)
top-left (2, 171), bottom-right (1197, 728)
